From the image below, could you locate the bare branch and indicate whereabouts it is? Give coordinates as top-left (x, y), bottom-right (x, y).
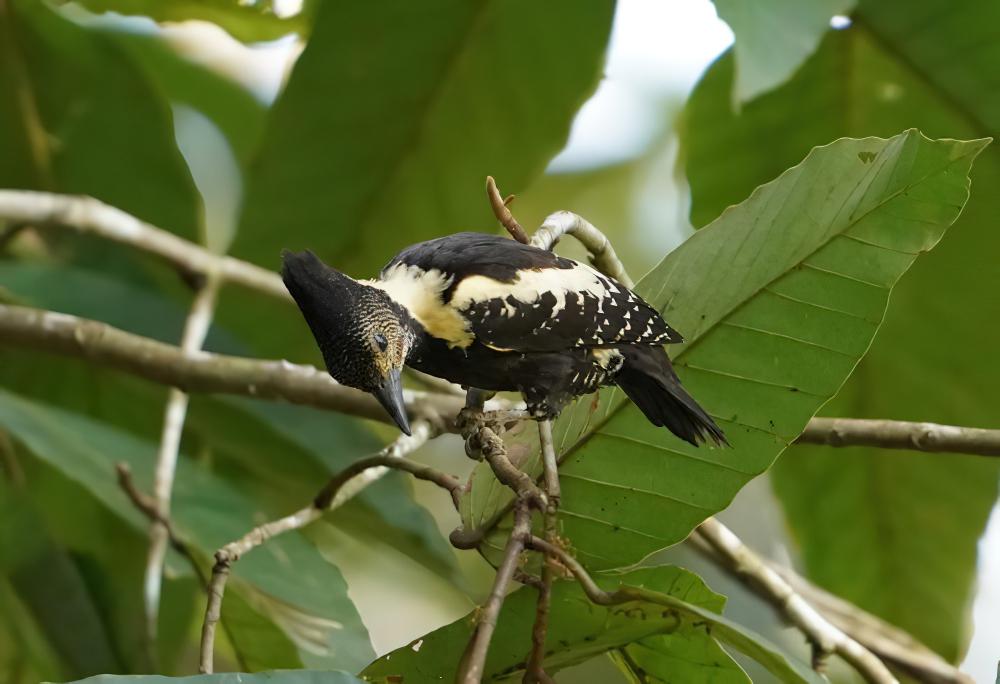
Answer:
top-left (773, 566), bottom-right (972, 684)
top-left (525, 419), bottom-right (559, 684)
top-left (486, 176), bottom-right (530, 245)
top-left (0, 190), bottom-right (289, 300)
top-left (691, 518), bottom-right (897, 684)
top-left (146, 274), bottom-right (220, 645)
top-left (531, 211), bottom-right (633, 288)
top-left (199, 422), bottom-right (448, 673)
top-left (796, 417), bottom-right (1000, 457)
top-left (0, 303), bottom-right (485, 432)
top-left (457, 500), bottom-right (532, 684)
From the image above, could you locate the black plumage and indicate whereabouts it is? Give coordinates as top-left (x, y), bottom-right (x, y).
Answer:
top-left (282, 232), bottom-right (725, 446)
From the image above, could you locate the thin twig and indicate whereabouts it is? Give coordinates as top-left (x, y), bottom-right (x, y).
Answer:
top-left (0, 190), bottom-right (288, 300)
top-left (691, 518), bottom-right (897, 683)
top-left (486, 176), bottom-right (530, 244)
top-left (145, 274), bottom-right (220, 645)
top-left (199, 422), bottom-right (449, 673)
top-left (456, 499), bottom-right (533, 684)
top-left (525, 420), bottom-right (559, 684)
top-left (531, 211), bottom-right (633, 288)
top-left (796, 417), bottom-right (1000, 457)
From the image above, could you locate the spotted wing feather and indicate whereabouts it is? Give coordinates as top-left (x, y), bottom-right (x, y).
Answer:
top-left (388, 232), bottom-right (682, 351)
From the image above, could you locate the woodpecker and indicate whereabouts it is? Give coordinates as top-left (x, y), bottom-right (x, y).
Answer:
top-left (281, 232), bottom-right (725, 446)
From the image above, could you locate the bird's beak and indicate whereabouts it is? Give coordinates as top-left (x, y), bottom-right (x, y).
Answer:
top-left (373, 368), bottom-right (411, 435)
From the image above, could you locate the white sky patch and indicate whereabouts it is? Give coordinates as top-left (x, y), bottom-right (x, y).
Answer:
top-left (548, 0), bottom-right (733, 172)
top-left (830, 15), bottom-right (853, 29)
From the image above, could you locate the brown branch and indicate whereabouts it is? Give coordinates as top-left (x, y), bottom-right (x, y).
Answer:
top-left (690, 518), bottom-right (897, 683)
top-left (199, 422), bottom-right (453, 673)
top-left (456, 499), bottom-right (533, 684)
top-left (115, 463), bottom-right (204, 583)
top-left (486, 176), bottom-right (530, 245)
top-left (524, 420), bottom-right (559, 684)
top-left (0, 303), bottom-right (482, 432)
top-left (0, 190), bottom-right (289, 300)
top-left (773, 566), bottom-right (972, 684)
top-left (796, 417), bottom-right (1000, 457)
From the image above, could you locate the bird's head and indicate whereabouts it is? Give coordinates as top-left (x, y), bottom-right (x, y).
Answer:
top-left (281, 250), bottom-right (414, 434)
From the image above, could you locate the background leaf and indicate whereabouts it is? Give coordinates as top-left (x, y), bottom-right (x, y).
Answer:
top-left (682, 0), bottom-right (1000, 658)
top-left (60, 0), bottom-right (310, 43)
top-left (0, 0), bottom-right (200, 240)
top-left (712, 0), bottom-right (855, 104)
top-left (469, 131), bottom-right (986, 577)
top-left (234, 0), bottom-right (614, 275)
top-left (0, 390), bottom-right (375, 672)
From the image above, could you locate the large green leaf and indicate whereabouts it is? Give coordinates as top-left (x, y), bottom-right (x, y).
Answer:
top-left (67, 672), bottom-right (364, 684)
top-left (364, 565), bottom-right (817, 683)
top-left (683, 2), bottom-right (1000, 658)
top-left (712, 0), bottom-right (854, 104)
top-left (234, 0), bottom-right (614, 275)
top-left (0, 389), bottom-right (375, 672)
top-left (0, 0), bottom-right (199, 240)
top-left (466, 131), bottom-right (986, 574)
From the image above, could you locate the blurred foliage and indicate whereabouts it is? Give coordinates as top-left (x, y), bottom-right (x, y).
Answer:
top-left (712, 0), bottom-right (855, 104)
top-left (235, 0), bottom-right (615, 275)
top-left (683, 0), bottom-right (1000, 660)
top-left (0, 0), bottom-right (995, 682)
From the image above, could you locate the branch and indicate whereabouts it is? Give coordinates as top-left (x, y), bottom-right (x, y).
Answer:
top-left (456, 499), bottom-right (532, 684)
top-left (691, 518), bottom-right (897, 683)
top-left (0, 303), bottom-right (482, 432)
top-left (145, 274), bottom-right (220, 646)
top-left (796, 417), bottom-right (1000, 457)
top-left (0, 190), bottom-right (288, 300)
top-left (531, 211), bottom-right (633, 288)
top-left (773, 566), bottom-right (972, 684)
top-left (199, 422), bottom-right (451, 673)
top-left (486, 176), bottom-right (530, 244)
top-left (525, 419), bottom-right (559, 684)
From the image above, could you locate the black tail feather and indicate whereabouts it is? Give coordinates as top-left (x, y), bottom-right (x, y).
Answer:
top-left (615, 346), bottom-right (727, 447)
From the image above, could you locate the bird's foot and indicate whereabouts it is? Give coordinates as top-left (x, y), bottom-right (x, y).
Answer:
top-left (456, 408), bottom-right (531, 437)
top-left (457, 408), bottom-right (532, 461)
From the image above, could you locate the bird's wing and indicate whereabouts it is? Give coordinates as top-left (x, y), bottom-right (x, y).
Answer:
top-left (384, 233), bottom-right (682, 351)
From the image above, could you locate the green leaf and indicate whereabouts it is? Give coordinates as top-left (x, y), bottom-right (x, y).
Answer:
top-left (712, 0), bottom-right (855, 104)
top-left (234, 0), bottom-right (614, 275)
top-left (683, 4), bottom-right (1000, 658)
top-left (364, 565), bottom-right (817, 683)
top-left (468, 131), bottom-right (986, 574)
top-left (108, 31), bottom-right (268, 166)
top-left (0, 0), bottom-right (200, 240)
top-left (60, 0), bottom-right (311, 43)
top-left (0, 483), bottom-right (122, 678)
top-left (65, 672), bottom-right (365, 684)
top-left (0, 389), bottom-right (375, 671)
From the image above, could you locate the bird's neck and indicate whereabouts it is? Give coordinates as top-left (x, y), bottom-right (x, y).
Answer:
top-left (363, 265), bottom-right (474, 349)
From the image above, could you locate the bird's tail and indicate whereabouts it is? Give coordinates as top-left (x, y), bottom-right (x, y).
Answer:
top-left (614, 346), bottom-right (727, 447)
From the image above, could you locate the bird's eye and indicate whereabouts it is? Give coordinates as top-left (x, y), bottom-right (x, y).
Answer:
top-left (373, 332), bottom-right (388, 352)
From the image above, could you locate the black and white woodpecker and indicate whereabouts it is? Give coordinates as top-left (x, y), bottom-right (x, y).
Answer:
top-left (281, 232), bottom-right (725, 446)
